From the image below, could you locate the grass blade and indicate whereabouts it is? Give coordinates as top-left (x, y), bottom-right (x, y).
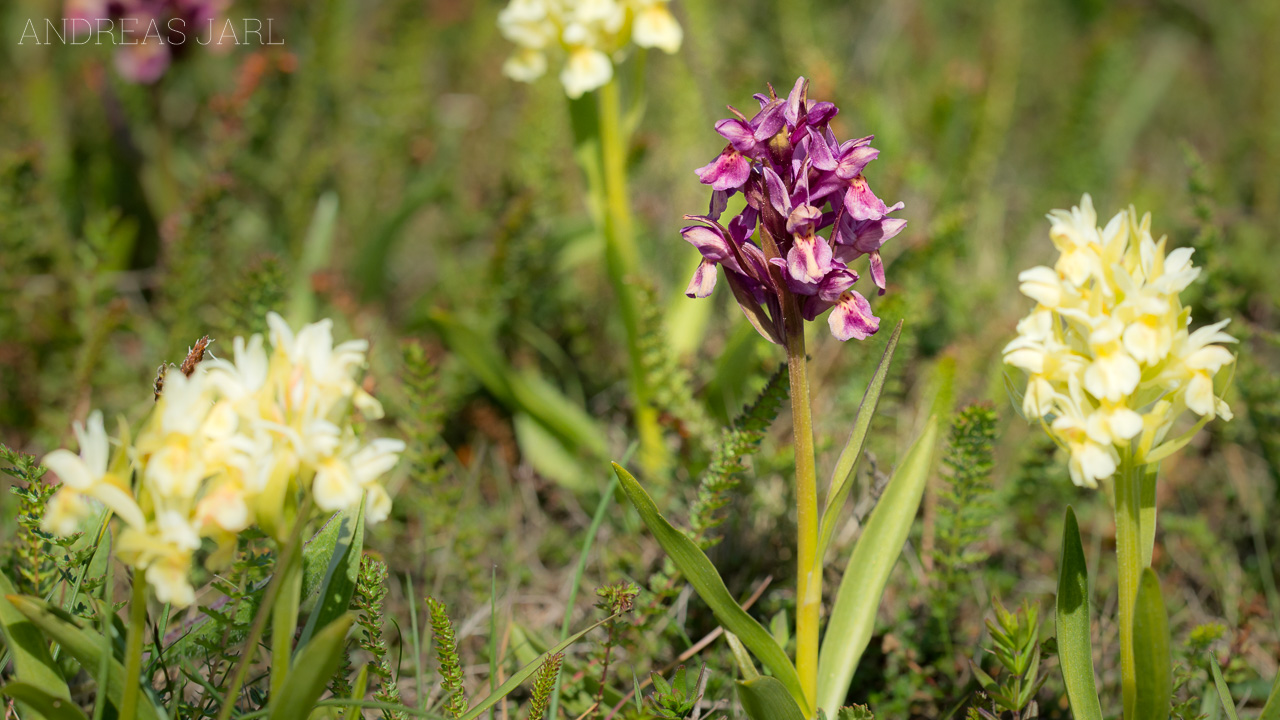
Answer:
top-left (1207, 652), bottom-right (1241, 720)
top-left (1056, 506), bottom-right (1103, 720)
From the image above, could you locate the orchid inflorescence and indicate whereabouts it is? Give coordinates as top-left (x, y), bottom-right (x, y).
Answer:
top-left (41, 313), bottom-right (403, 607)
top-left (683, 77), bottom-right (906, 343)
top-left (498, 0), bottom-right (682, 99)
top-left (1004, 195), bottom-right (1236, 488)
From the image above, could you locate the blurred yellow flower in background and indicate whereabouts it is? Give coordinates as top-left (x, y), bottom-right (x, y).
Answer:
top-left (498, 0), bottom-right (682, 98)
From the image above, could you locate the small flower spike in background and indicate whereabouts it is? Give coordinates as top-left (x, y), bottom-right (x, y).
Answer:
top-left (497, 0), bottom-right (682, 98)
top-left (1004, 195), bottom-right (1236, 720)
top-left (683, 77), bottom-right (906, 344)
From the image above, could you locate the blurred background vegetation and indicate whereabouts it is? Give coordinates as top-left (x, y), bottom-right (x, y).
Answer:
top-left (2, 0), bottom-right (1278, 715)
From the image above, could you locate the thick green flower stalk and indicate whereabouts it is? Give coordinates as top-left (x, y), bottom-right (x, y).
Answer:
top-left (1005, 195), bottom-right (1235, 717)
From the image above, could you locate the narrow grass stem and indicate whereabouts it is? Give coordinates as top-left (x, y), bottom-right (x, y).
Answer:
top-left (120, 570), bottom-right (149, 720)
top-left (216, 494), bottom-right (315, 720)
top-left (596, 79), bottom-right (665, 473)
top-left (783, 293), bottom-right (820, 714)
top-left (1114, 450), bottom-right (1146, 719)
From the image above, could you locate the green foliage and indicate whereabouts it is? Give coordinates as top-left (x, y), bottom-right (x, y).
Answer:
top-left (689, 367), bottom-right (787, 548)
top-left (971, 599), bottom-right (1047, 719)
top-left (637, 283), bottom-right (714, 445)
top-left (931, 404), bottom-right (998, 636)
top-left (353, 555), bottom-right (406, 720)
top-left (647, 665), bottom-right (712, 720)
top-left (426, 594), bottom-right (467, 719)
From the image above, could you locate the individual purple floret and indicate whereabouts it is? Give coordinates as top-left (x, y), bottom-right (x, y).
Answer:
top-left (682, 77), bottom-right (905, 343)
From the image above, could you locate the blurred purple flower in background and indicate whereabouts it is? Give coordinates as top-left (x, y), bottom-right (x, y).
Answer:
top-left (63, 0), bottom-right (230, 83)
top-left (683, 77), bottom-right (905, 343)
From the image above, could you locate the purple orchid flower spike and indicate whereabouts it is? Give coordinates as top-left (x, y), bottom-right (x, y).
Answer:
top-left (683, 76), bottom-right (905, 343)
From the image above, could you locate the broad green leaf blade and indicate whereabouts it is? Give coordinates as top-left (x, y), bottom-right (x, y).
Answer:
top-left (1207, 653), bottom-right (1240, 720)
top-left (736, 676), bottom-right (806, 720)
top-left (0, 573), bottom-right (71, 720)
top-left (1056, 507), bottom-right (1103, 720)
top-left (1132, 569), bottom-right (1172, 720)
top-left (816, 415), bottom-right (938, 719)
top-left (297, 503), bottom-right (365, 650)
top-left (1263, 672), bottom-right (1280, 720)
top-left (5, 595), bottom-right (162, 720)
top-left (817, 321), bottom-right (902, 560)
top-left (725, 632), bottom-right (760, 681)
top-left (612, 463), bottom-right (807, 713)
top-left (0, 682), bottom-right (87, 720)
top-left (267, 615), bottom-right (354, 720)
top-left (458, 616), bottom-right (612, 720)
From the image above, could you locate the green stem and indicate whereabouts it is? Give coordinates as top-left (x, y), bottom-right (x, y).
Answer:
top-left (1115, 450), bottom-right (1146, 719)
top-left (596, 79), bottom-right (666, 473)
top-left (269, 541), bottom-right (304, 703)
top-left (783, 293), bottom-right (819, 714)
top-left (119, 571), bottom-right (149, 720)
top-left (216, 494), bottom-right (314, 720)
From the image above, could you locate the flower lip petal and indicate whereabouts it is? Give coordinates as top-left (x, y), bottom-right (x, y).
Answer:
top-left (828, 290), bottom-right (880, 341)
top-left (695, 147), bottom-right (751, 192)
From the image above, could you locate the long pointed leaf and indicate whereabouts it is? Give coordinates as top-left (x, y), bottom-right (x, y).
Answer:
top-left (268, 615), bottom-right (354, 720)
top-left (736, 676), bottom-right (806, 720)
top-left (5, 595), bottom-right (162, 720)
top-left (1133, 569), bottom-right (1172, 720)
top-left (1208, 653), bottom-right (1241, 720)
top-left (612, 463), bottom-right (807, 713)
top-left (1261, 671), bottom-right (1280, 720)
top-left (0, 574), bottom-right (71, 720)
top-left (817, 321), bottom-right (902, 560)
top-left (1056, 507), bottom-right (1103, 720)
top-left (816, 414), bottom-right (939, 718)
top-left (0, 682), bottom-right (87, 720)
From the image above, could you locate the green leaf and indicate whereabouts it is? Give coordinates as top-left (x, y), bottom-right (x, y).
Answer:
top-left (817, 321), bottom-right (902, 560)
top-left (816, 414), bottom-right (939, 719)
top-left (5, 594), bottom-right (162, 720)
top-left (297, 503), bottom-right (364, 650)
top-left (1262, 672), bottom-right (1280, 720)
top-left (0, 682), bottom-right (88, 720)
top-left (736, 676), bottom-right (806, 720)
top-left (458, 616), bottom-right (613, 720)
top-left (267, 615), bottom-right (354, 720)
top-left (167, 511), bottom-right (361, 656)
top-left (1132, 569), bottom-right (1172, 720)
top-left (513, 413), bottom-right (593, 493)
top-left (0, 573), bottom-right (71, 720)
top-left (428, 310), bottom-right (608, 459)
top-left (725, 632), bottom-right (759, 681)
top-left (1055, 507), bottom-right (1103, 720)
top-left (1207, 653), bottom-right (1240, 720)
top-left (612, 463), bottom-right (807, 713)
